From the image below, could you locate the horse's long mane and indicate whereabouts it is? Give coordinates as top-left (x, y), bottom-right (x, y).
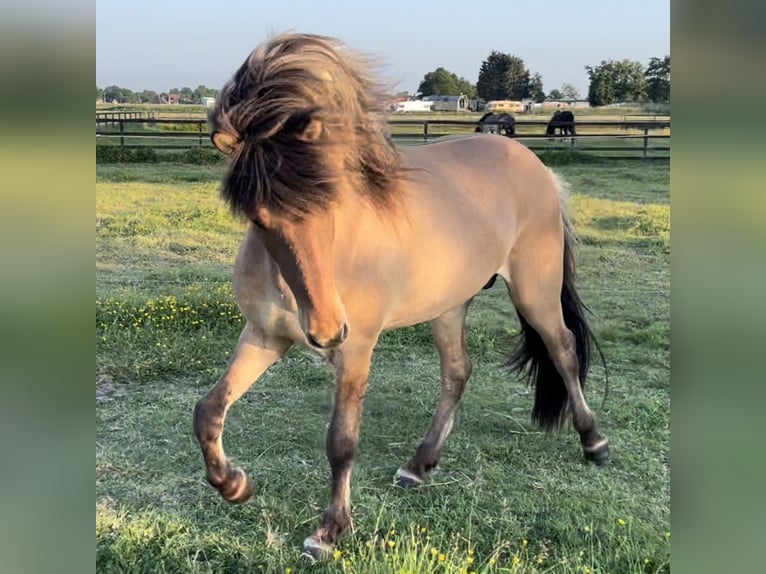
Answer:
top-left (210, 33), bottom-right (403, 218)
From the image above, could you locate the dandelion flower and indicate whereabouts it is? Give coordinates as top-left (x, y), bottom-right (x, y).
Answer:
top-left (438, 553), bottom-right (446, 562)
top-left (513, 555), bottom-right (521, 565)
top-left (420, 527), bottom-right (427, 533)
top-left (617, 518), bottom-right (626, 527)
top-left (387, 540), bottom-right (395, 548)
top-left (333, 549), bottom-right (342, 560)
top-left (467, 556), bottom-right (474, 564)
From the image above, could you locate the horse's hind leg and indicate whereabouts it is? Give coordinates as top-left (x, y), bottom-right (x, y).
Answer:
top-left (505, 233), bottom-right (609, 464)
top-left (396, 301), bottom-right (472, 487)
top-left (193, 326), bottom-right (291, 502)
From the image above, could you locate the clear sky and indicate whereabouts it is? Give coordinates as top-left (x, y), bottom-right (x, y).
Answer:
top-left (96, 0), bottom-right (669, 98)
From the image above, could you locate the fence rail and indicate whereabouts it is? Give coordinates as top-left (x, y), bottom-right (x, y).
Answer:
top-left (96, 117), bottom-right (670, 159)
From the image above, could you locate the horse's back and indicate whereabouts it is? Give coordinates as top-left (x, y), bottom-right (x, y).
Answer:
top-left (403, 135), bottom-right (560, 219)
top-left (369, 135), bottom-right (562, 328)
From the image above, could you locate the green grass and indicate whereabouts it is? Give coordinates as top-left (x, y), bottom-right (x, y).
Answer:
top-left (96, 158), bottom-right (669, 573)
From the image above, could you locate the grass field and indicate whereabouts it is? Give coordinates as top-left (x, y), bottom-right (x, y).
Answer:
top-left (96, 156), bottom-right (670, 573)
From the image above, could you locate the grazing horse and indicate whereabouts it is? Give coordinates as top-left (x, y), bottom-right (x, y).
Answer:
top-left (194, 33), bottom-right (609, 559)
top-left (546, 109), bottom-right (577, 138)
top-left (475, 111), bottom-right (515, 136)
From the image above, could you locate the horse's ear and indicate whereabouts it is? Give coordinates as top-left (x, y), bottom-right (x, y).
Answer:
top-left (211, 131), bottom-right (240, 155)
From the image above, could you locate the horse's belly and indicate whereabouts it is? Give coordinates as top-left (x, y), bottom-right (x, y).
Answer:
top-left (380, 237), bottom-right (508, 329)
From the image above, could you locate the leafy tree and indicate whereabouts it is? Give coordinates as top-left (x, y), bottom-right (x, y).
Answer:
top-left (138, 90), bottom-right (159, 104)
top-left (418, 67), bottom-right (476, 98)
top-left (547, 89), bottom-right (563, 100)
top-left (179, 86), bottom-right (194, 104)
top-left (193, 85), bottom-right (219, 103)
top-left (103, 85), bottom-right (137, 104)
top-left (645, 55), bottom-right (670, 103)
top-left (561, 83), bottom-right (580, 99)
top-left (477, 51), bottom-right (533, 100)
top-left (527, 73), bottom-right (545, 102)
top-left (457, 77), bottom-right (477, 99)
top-left (586, 59), bottom-right (646, 106)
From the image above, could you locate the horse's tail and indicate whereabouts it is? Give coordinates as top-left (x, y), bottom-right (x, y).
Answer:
top-left (508, 177), bottom-right (606, 430)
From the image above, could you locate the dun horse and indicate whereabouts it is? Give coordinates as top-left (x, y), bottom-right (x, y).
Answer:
top-left (194, 33), bottom-right (609, 559)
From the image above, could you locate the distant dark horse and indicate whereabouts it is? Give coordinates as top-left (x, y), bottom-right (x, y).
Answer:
top-left (475, 112), bottom-right (515, 137)
top-left (545, 110), bottom-right (576, 139)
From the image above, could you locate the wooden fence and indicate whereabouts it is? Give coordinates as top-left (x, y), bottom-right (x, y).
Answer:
top-left (96, 117), bottom-right (670, 159)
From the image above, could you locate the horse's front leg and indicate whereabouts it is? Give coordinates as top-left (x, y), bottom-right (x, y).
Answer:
top-left (303, 341), bottom-right (374, 559)
top-left (193, 326), bottom-right (291, 502)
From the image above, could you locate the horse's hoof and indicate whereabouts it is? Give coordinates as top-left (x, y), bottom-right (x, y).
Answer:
top-left (301, 537), bottom-right (333, 561)
top-left (395, 467), bottom-right (424, 488)
top-left (583, 440), bottom-right (610, 466)
top-left (219, 468), bottom-right (255, 503)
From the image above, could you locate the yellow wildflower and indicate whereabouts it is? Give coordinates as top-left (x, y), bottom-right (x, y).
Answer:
top-left (387, 540), bottom-right (396, 548)
top-left (438, 553), bottom-right (446, 562)
top-left (420, 527), bottom-right (427, 533)
top-left (431, 548), bottom-right (438, 557)
top-left (522, 539), bottom-right (528, 547)
top-left (489, 558), bottom-right (496, 565)
top-left (513, 555), bottom-right (521, 565)
top-left (617, 518), bottom-right (626, 526)
top-left (467, 556), bottom-right (474, 564)
top-left (584, 525), bottom-right (591, 533)
top-left (333, 549), bottom-right (342, 560)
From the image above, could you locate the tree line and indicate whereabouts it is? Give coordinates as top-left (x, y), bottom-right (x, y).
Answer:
top-left (97, 54), bottom-right (669, 108)
top-left (414, 53), bottom-right (669, 106)
top-left (96, 85), bottom-right (218, 105)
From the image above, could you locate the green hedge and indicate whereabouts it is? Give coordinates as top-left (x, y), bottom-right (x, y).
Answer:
top-left (96, 146), bottom-right (159, 163)
top-left (96, 146), bottom-right (225, 165)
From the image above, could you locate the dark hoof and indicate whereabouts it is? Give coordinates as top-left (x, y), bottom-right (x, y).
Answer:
top-left (395, 467), bottom-right (424, 488)
top-left (584, 442), bottom-right (610, 466)
top-left (301, 537), bottom-right (333, 561)
top-left (217, 468), bottom-right (255, 503)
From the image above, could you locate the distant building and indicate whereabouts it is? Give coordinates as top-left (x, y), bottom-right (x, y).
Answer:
top-left (485, 100), bottom-right (525, 114)
top-left (201, 97), bottom-right (216, 107)
top-left (393, 100), bottom-right (434, 113)
top-left (540, 99), bottom-right (590, 110)
top-left (422, 94), bottom-right (469, 112)
top-left (168, 93), bottom-right (181, 105)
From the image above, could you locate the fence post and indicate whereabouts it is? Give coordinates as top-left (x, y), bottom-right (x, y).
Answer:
top-left (423, 121), bottom-right (429, 142)
top-left (199, 121), bottom-right (204, 147)
top-left (643, 127), bottom-right (649, 157)
top-left (119, 119), bottom-right (125, 148)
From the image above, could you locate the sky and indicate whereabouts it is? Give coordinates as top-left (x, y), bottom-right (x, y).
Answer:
top-left (96, 0), bottom-right (669, 98)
